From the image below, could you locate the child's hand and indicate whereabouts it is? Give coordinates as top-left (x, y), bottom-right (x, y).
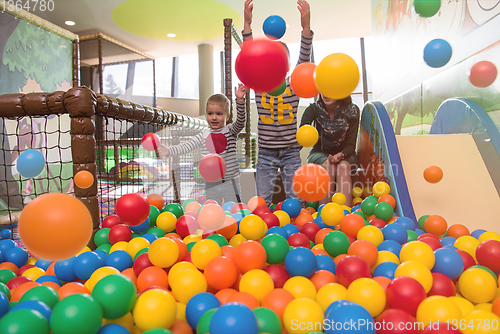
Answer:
top-left (235, 83), bottom-right (247, 101)
top-left (244, 0), bottom-right (253, 31)
top-left (157, 144), bottom-right (169, 158)
top-left (329, 152), bottom-right (345, 164)
top-left (297, 0), bottom-right (311, 35)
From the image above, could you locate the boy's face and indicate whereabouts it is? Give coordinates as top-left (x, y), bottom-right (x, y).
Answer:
top-left (206, 102), bottom-right (229, 130)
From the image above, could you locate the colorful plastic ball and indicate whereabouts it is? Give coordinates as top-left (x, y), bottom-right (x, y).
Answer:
top-left (210, 302), bottom-right (258, 334)
top-left (18, 285), bottom-right (60, 309)
top-left (115, 193), bottom-right (150, 227)
top-left (287, 232), bottom-right (310, 249)
top-left (129, 217), bottom-right (150, 234)
top-left (239, 269), bottom-right (274, 303)
top-left (73, 251), bottom-right (105, 280)
top-left (283, 276), bottom-right (316, 300)
top-left (235, 38), bottom-right (288, 92)
top-left (427, 272), bottom-right (456, 297)
top-left (54, 257), bottom-right (77, 282)
top-left (284, 247), bottom-right (316, 278)
top-left (395, 260), bottom-right (433, 293)
top-left (324, 300), bottom-right (374, 334)
top-left (373, 202), bottom-right (394, 221)
top-left (340, 214), bottom-right (365, 238)
top-left (372, 181), bottom-right (390, 197)
top-left (104, 250), bottom-right (133, 272)
top-left (0, 229), bottom-right (11, 240)
top-left (315, 283), bottom-right (346, 312)
top-left (0, 308), bottom-right (50, 334)
top-left (373, 261), bottom-right (399, 280)
top-left (283, 298), bottom-right (324, 334)
top-left (263, 15), bottom-right (286, 40)
top-left (471, 228), bottom-right (487, 239)
top-left (469, 60), bottom-right (498, 88)
top-left (196, 308), bottom-right (217, 334)
top-left (293, 164), bottom-right (331, 202)
top-left (461, 310), bottom-right (500, 334)
top-left (261, 233), bottom-right (289, 264)
top-left (185, 292), bottom-right (221, 330)
top-left (357, 225), bottom-right (384, 246)
top-left (198, 154), bottom-right (227, 182)
top-left (376, 309), bottom-right (420, 334)
top-left (3, 247), bottom-right (28, 268)
top-left (282, 223), bottom-right (300, 238)
top-left (133, 288), bottom-right (177, 332)
top-left (335, 255), bottom-right (371, 288)
top-left (11, 299), bottom-right (52, 321)
top-left (378, 239), bottom-right (403, 257)
top-left (239, 215), bottom-right (267, 241)
top-left (101, 214), bottom-right (122, 229)
top-left (18, 193), bottom-right (92, 261)
top-left (175, 215), bottom-right (199, 238)
top-left (16, 149), bottom-right (45, 178)
top-left (147, 237), bottom-right (178, 269)
top-left (414, 0), bottom-right (441, 17)
top-left (198, 204), bottom-right (225, 231)
top-left (416, 295), bottom-right (462, 328)
top-left (91, 273), bottom-right (136, 319)
top-left (235, 241), bottom-right (267, 273)
top-left (147, 194), bottom-right (165, 212)
top-left (400, 241), bottom-right (435, 269)
top-left (74, 170), bottom-right (94, 189)
top-left (346, 277), bottom-right (386, 317)
top-left (171, 269), bottom-right (207, 304)
top-left (347, 239), bottom-right (378, 268)
top-left (300, 222), bottom-right (321, 242)
top-left (454, 235), bottom-right (480, 260)
top-left (422, 166), bottom-right (443, 184)
top-left (386, 276), bottom-right (427, 316)
top-left (382, 223), bottom-right (408, 244)
top-left (264, 264), bottom-right (290, 289)
top-left (290, 62), bottom-right (320, 98)
top-left (360, 196), bottom-right (378, 216)
top-left (476, 239), bottom-right (500, 271)
top-left (393, 216), bottom-right (415, 231)
top-left (261, 288), bottom-right (294, 321)
top-left (458, 267), bottom-right (497, 304)
top-left (141, 133), bottom-right (160, 151)
top-left (253, 306), bottom-right (282, 334)
top-left (204, 256), bottom-right (238, 290)
top-left (423, 39), bottom-right (452, 68)
top-left (321, 203), bottom-right (345, 227)
top-left (98, 324), bottom-right (130, 334)
top-left (315, 53), bottom-right (359, 100)
top-left (296, 125), bottom-right (319, 148)
top-left (268, 80), bottom-right (287, 96)
top-left (432, 247), bottom-right (464, 280)
top-left (50, 294), bottom-right (102, 334)
top-left (108, 224), bottom-right (132, 245)
top-left (315, 254), bottom-right (336, 274)
top-left (247, 196), bottom-right (266, 212)
top-left (191, 239), bottom-right (221, 270)
top-left (323, 231), bottom-right (350, 257)
top-left (226, 292), bottom-right (260, 309)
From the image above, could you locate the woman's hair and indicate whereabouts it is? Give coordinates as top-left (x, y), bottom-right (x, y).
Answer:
top-left (317, 94), bottom-right (352, 110)
top-left (206, 94), bottom-right (230, 115)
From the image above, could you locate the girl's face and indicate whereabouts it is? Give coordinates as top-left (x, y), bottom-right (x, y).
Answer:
top-left (320, 94), bottom-right (338, 106)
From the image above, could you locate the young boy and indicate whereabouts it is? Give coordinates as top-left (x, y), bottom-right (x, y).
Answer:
top-left (158, 84), bottom-right (247, 204)
top-left (242, 0), bottom-right (313, 206)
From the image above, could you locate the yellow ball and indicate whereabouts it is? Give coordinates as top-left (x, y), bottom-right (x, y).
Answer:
top-left (399, 241), bottom-right (435, 270)
top-left (416, 296), bottom-right (462, 328)
top-left (314, 53), bottom-right (359, 100)
top-left (312, 244), bottom-right (325, 251)
top-left (155, 212), bottom-right (178, 233)
top-left (321, 203), bottom-right (344, 226)
top-left (395, 260), bottom-right (433, 293)
top-left (239, 269), bottom-right (274, 303)
top-left (110, 241), bottom-right (128, 254)
top-left (126, 237), bottom-right (150, 259)
top-left (176, 302), bottom-right (187, 321)
top-left (351, 197), bottom-right (363, 205)
top-left (191, 239), bottom-right (221, 270)
top-left (168, 261), bottom-right (197, 287)
top-left (296, 125), bottom-right (319, 148)
top-left (283, 298), bottom-right (324, 334)
top-left (449, 296), bottom-right (476, 316)
top-left (478, 231), bottom-right (500, 243)
top-left (148, 237), bottom-right (179, 268)
top-left (331, 193), bottom-right (347, 205)
top-left (283, 276), bottom-right (317, 300)
top-left (26, 257), bottom-right (37, 265)
top-left (352, 186), bottom-right (363, 198)
top-left (77, 246), bottom-right (92, 255)
top-left (461, 310), bottom-right (500, 334)
top-left (458, 268), bottom-right (497, 304)
top-left (171, 268), bottom-right (207, 304)
top-left (22, 267), bottom-right (45, 281)
top-left (346, 278), bottom-right (386, 317)
top-left (357, 225), bottom-right (384, 247)
top-left (362, 186), bottom-right (373, 197)
top-left (274, 210), bottom-right (291, 226)
top-left (316, 283), bottom-right (347, 311)
top-left (239, 215), bottom-right (267, 240)
top-left (454, 236), bottom-right (480, 261)
top-left (183, 235), bottom-right (202, 245)
top-left (133, 288), bottom-right (177, 332)
top-left (372, 181), bottom-right (390, 197)
top-left (312, 212), bottom-right (318, 218)
top-left (85, 266), bottom-right (120, 291)
top-left (475, 303), bottom-right (493, 312)
top-left (229, 234), bottom-right (247, 247)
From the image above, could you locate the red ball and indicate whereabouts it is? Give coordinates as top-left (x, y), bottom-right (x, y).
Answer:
top-left (108, 224), bottom-right (133, 244)
top-left (264, 264), bottom-right (290, 289)
top-left (6, 276), bottom-right (32, 290)
top-left (428, 272), bottom-right (456, 297)
top-left (133, 252), bottom-right (153, 277)
top-left (417, 233), bottom-right (440, 241)
top-left (17, 264), bottom-right (36, 276)
top-left (175, 215), bottom-right (199, 239)
top-left (199, 154), bottom-right (227, 182)
top-left (115, 193), bottom-right (150, 226)
top-left (205, 133), bottom-right (228, 154)
top-left (370, 218), bottom-right (387, 229)
top-left (417, 237), bottom-right (442, 251)
top-left (476, 239), bottom-right (500, 271)
top-left (376, 309), bottom-right (420, 334)
top-left (230, 203), bottom-right (249, 214)
top-left (253, 206), bottom-right (272, 217)
top-left (335, 255), bottom-right (371, 288)
top-left (386, 276), bottom-right (427, 317)
top-left (287, 232), bottom-right (311, 248)
top-left (469, 60), bottom-right (497, 88)
top-left (421, 321), bottom-right (462, 333)
top-left (456, 250), bottom-right (476, 271)
top-left (261, 213), bottom-right (280, 229)
top-left (141, 133), bottom-right (160, 151)
top-left (101, 214), bottom-right (122, 229)
top-left (235, 38), bottom-right (289, 92)
top-left (300, 222), bottom-right (321, 242)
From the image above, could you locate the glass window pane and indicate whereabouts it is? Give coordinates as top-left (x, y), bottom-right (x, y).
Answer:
top-left (132, 61), bottom-right (154, 96)
top-left (156, 57), bottom-right (173, 98)
top-left (213, 51), bottom-right (222, 94)
top-left (103, 64), bottom-right (128, 96)
top-left (177, 53), bottom-right (199, 99)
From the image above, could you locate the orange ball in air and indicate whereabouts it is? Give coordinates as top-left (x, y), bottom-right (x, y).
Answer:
top-left (423, 165), bottom-right (443, 183)
top-left (74, 170), bottom-right (94, 189)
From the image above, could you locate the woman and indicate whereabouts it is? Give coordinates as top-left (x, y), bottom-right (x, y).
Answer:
top-left (300, 94), bottom-right (360, 205)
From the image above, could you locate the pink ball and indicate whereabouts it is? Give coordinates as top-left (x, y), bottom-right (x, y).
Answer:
top-left (199, 154), bottom-right (227, 182)
top-left (230, 203), bottom-right (249, 214)
top-left (469, 60), bottom-right (497, 88)
top-left (141, 133), bottom-right (160, 151)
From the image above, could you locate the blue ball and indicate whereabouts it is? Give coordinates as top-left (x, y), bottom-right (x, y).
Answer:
top-left (471, 229), bottom-right (487, 239)
top-left (0, 229), bottom-right (12, 239)
top-left (129, 217), bottom-right (150, 233)
top-left (316, 254), bottom-right (336, 274)
top-left (97, 324), bottom-right (130, 334)
top-left (432, 247), bottom-right (464, 280)
top-left (317, 204), bottom-right (326, 215)
top-left (382, 223), bottom-right (408, 244)
top-left (265, 226), bottom-right (288, 239)
top-left (0, 291), bottom-right (9, 318)
top-left (263, 15), bottom-right (287, 40)
top-left (281, 198), bottom-right (301, 218)
top-left (423, 38), bottom-right (452, 68)
top-left (394, 217), bottom-right (415, 231)
top-left (73, 251), bottom-right (105, 280)
top-left (16, 149), bottom-right (45, 178)
top-left (415, 228), bottom-right (425, 236)
top-left (105, 250), bottom-right (133, 272)
top-left (210, 302), bottom-right (258, 334)
top-left (186, 292), bottom-right (221, 329)
top-left (34, 258), bottom-right (52, 271)
top-left (54, 257), bottom-right (77, 282)
top-left (440, 236), bottom-right (457, 247)
top-left (4, 246), bottom-right (28, 268)
top-left (141, 233), bottom-right (158, 244)
top-left (314, 216), bottom-right (327, 229)
top-left (373, 261), bottom-right (399, 280)
top-left (284, 246), bottom-right (316, 277)
top-left (0, 239), bottom-right (16, 254)
top-left (325, 300), bottom-right (375, 334)
top-left (35, 275), bottom-right (62, 286)
top-left (222, 201), bottom-right (236, 212)
top-left (282, 224), bottom-right (300, 238)
top-left (93, 250), bottom-right (108, 262)
top-left (11, 300), bottom-right (51, 321)
top-left (377, 239), bottom-right (403, 257)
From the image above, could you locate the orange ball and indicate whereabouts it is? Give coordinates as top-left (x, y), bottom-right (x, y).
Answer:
top-left (247, 196), bottom-right (267, 212)
top-left (378, 194), bottom-right (396, 209)
top-left (169, 237), bottom-right (188, 263)
top-left (147, 194), bottom-right (165, 210)
top-left (45, 262), bottom-right (56, 276)
top-left (216, 216), bottom-right (238, 240)
top-left (292, 164), bottom-right (331, 202)
top-left (215, 288), bottom-right (238, 304)
top-left (226, 291), bottom-right (260, 309)
top-left (204, 256), bottom-right (238, 290)
top-left (310, 270), bottom-right (337, 291)
top-left (372, 276), bottom-right (391, 290)
top-left (0, 262), bottom-right (18, 272)
top-left (339, 214), bottom-right (365, 238)
top-left (137, 266), bottom-right (169, 292)
top-left (74, 170), bottom-right (94, 189)
top-left (290, 62), bottom-right (320, 98)
top-left (10, 282), bottom-right (41, 302)
top-left (294, 213), bottom-right (314, 227)
top-left (348, 239), bottom-right (379, 268)
top-left (315, 228), bottom-right (334, 245)
top-left (234, 241), bottom-right (267, 273)
top-left (423, 165), bottom-right (443, 183)
top-left (334, 254), bottom-right (348, 265)
top-left (424, 215), bottom-right (448, 236)
top-left (18, 193), bottom-right (93, 261)
top-left (221, 245), bottom-right (237, 263)
top-left (261, 288), bottom-right (295, 321)
top-left (57, 282), bottom-right (90, 299)
top-left (311, 248), bottom-right (329, 256)
top-left (169, 319), bottom-right (193, 334)
top-left (447, 224), bottom-right (470, 238)
top-left (41, 281), bottom-right (61, 291)
top-left (121, 268), bottom-right (138, 286)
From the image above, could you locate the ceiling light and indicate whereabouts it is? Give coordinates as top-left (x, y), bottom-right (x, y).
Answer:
top-left (167, 33), bottom-right (176, 38)
top-left (65, 20), bottom-right (75, 26)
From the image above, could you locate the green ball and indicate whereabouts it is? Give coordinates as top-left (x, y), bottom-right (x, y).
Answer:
top-left (268, 80), bottom-right (287, 96)
top-left (20, 285), bottom-right (60, 309)
top-left (0, 308), bottom-right (49, 334)
top-left (91, 274), bottom-right (137, 319)
top-left (50, 294), bottom-right (103, 334)
top-left (0, 282), bottom-right (10, 300)
top-left (96, 243), bottom-right (112, 254)
top-left (149, 205), bottom-right (161, 226)
top-left (414, 0), bottom-right (441, 17)
top-left (306, 201), bottom-right (319, 210)
top-left (8, 301), bottom-right (18, 310)
top-left (373, 202), bottom-right (394, 221)
top-left (239, 209), bottom-right (252, 216)
top-left (0, 269), bottom-right (16, 285)
top-left (162, 203), bottom-right (183, 218)
top-left (418, 215), bottom-right (430, 231)
top-left (360, 197), bottom-right (378, 216)
top-left (270, 204), bottom-right (277, 211)
top-left (207, 234), bottom-right (229, 247)
top-left (134, 247), bottom-right (149, 261)
top-left (261, 233), bottom-right (289, 264)
top-left (254, 307), bottom-right (282, 334)
top-left (407, 230), bottom-right (419, 242)
top-left (182, 199), bottom-right (197, 210)
top-left (323, 231), bottom-right (350, 257)
top-left (186, 242), bottom-right (196, 251)
top-left (146, 226), bottom-right (166, 238)
top-left (196, 308), bottom-right (217, 334)
top-left (143, 329), bottom-right (173, 334)
top-left (352, 211), bottom-right (366, 219)
top-left (94, 228), bottom-right (110, 247)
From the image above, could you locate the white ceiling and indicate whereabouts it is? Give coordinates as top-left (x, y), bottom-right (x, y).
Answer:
top-left (34, 0), bottom-right (372, 59)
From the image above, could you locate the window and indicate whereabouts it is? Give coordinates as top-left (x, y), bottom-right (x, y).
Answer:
top-left (102, 64), bottom-right (128, 96)
top-left (213, 51), bottom-right (222, 94)
top-left (177, 53), bottom-right (199, 99)
top-left (132, 60), bottom-right (154, 97)
top-left (155, 57), bottom-right (173, 98)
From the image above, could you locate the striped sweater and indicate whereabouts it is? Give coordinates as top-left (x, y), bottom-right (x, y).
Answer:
top-left (167, 100), bottom-right (246, 180)
top-left (242, 31), bottom-right (314, 149)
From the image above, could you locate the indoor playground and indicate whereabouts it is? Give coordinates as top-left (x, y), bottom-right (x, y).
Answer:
top-left (1, 0), bottom-right (500, 333)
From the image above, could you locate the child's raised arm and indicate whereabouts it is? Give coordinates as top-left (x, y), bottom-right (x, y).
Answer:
top-left (297, 0), bottom-right (311, 37)
top-left (234, 83), bottom-right (247, 101)
top-left (243, 0), bottom-right (253, 34)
